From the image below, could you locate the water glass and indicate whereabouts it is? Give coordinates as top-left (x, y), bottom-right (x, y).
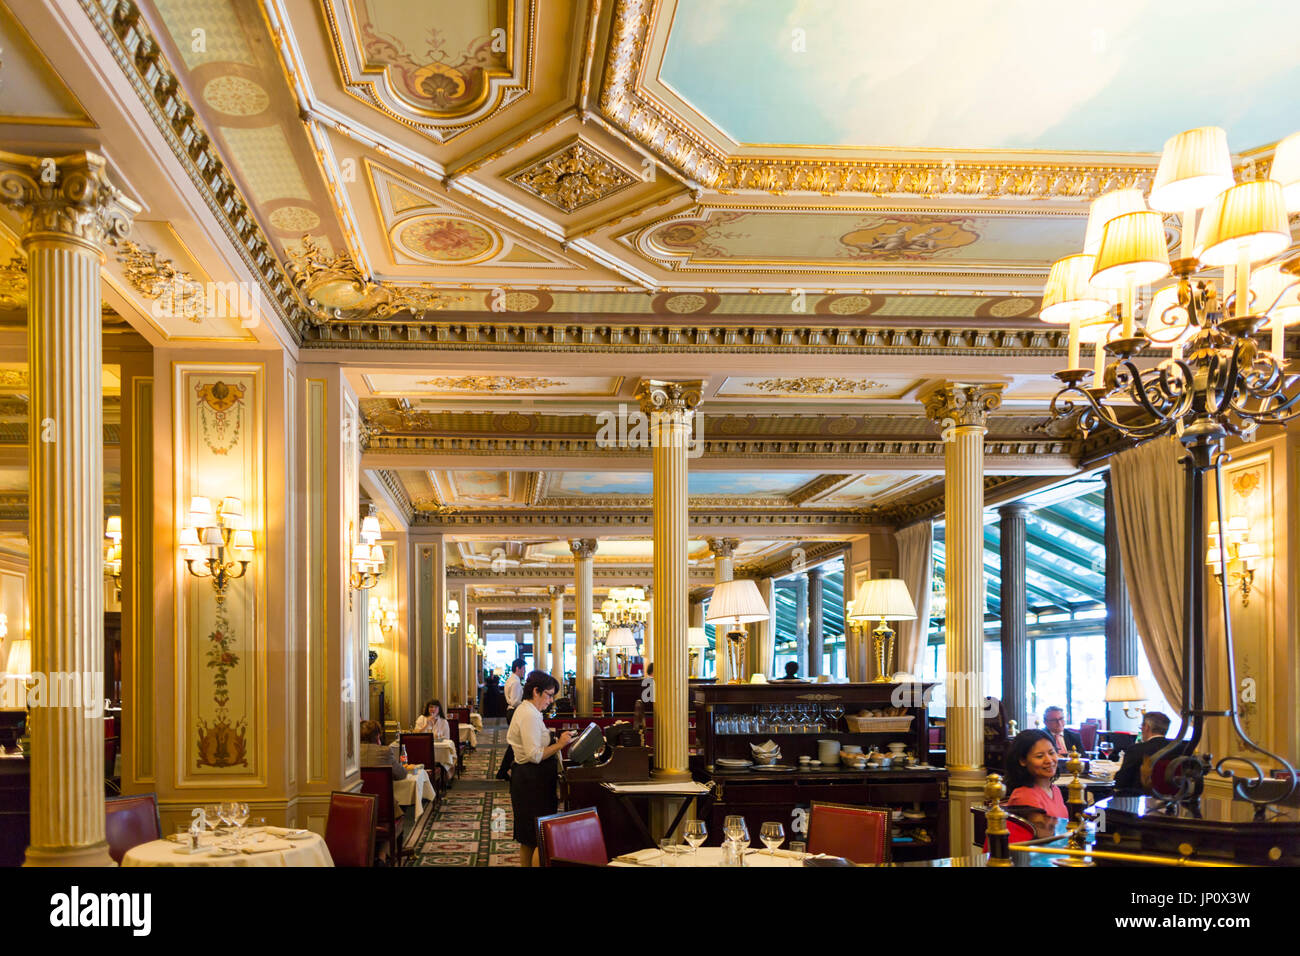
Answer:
top-left (790, 841), bottom-right (807, 862)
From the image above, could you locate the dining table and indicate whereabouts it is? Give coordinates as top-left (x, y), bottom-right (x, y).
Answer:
top-left (393, 764), bottom-right (437, 816)
top-left (121, 828), bottom-right (333, 867)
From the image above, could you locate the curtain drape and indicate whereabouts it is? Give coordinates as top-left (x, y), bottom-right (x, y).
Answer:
top-left (895, 520), bottom-right (934, 676)
top-left (1108, 437), bottom-right (1185, 712)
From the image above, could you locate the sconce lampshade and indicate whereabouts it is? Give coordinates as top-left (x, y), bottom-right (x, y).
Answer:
top-left (189, 496), bottom-right (213, 518)
top-left (687, 626), bottom-right (709, 648)
top-left (1091, 211), bottom-right (1171, 289)
top-left (201, 526), bottom-right (224, 546)
top-left (105, 516), bottom-right (122, 540)
top-left (1194, 180), bottom-right (1291, 267)
top-left (5, 637), bottom-right (31, 679)
top-left (220, 496), bottom-right (243, 518)
top-left (360, 513), bottom-right (381, 542)
top-left (1104, 675), bottom-right (1147, 703)
top-left (604, 627), bottom-right (637, 648)
top-left (848, 578), bottom-right (917, 622)
top-left (1268, 131), bottom-right (1300, 212)
top-left (231, 530), bottom-right (254, 551)
top-left (705, 578), bottom-right (769, 625)
top-left (177, 527), bottom-right (201, 548)
top-left (1147, 127), bottom-right (1235, 213)
top-left (368, 619), bottom-right (385, 646)
top-left (1040, 254), bottom-right (1110, 324)
top-left (1083, 188), bottom-right (1148, 256)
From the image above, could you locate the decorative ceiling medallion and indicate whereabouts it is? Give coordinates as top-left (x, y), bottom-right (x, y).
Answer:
top-left (201, 75), bottom-right (269, 117)
top-left (816, 294), bottom-right (883, 316)
top-left (750, 378), bottom-right (888, 396)
top-left (393, 214), bottom-right (502, 264)
top-left (413, 375), bottom-right (564, 392)
top-left (267, 205), bottom-right (322, 233)
top-left (506, 139), bottom-right (638, 213)
top-left (478, 290), bottom-right (554, 312)
top-left (651, 291), bottom-right (719, 314)
top-left (325, 0), bottom-right (534, 143)
top-left (976, 296), bottom-right (1040, 319)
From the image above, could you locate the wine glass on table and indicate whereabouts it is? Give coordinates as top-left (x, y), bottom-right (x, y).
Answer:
top-left (760, 821), bottom-right (785, 857)
top-left (683, 820), bottom-right (707, 864)
top-left (1098, 739), bottom-right (1113, 762)
top-left (230, 802), bottom-right (249, 845)
top-left (723, 815), bottom-right (749, 853)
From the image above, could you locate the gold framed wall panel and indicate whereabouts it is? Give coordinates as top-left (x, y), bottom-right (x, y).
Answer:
top-left (342, 389), bottom-right (361, 777)
top-left (131, 376), bottom-right (154, 782)
top-left (305, 378), bottom-right (328, 783)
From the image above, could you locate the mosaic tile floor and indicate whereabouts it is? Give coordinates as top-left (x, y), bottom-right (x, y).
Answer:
top-left (405, 723), bottom-right (520, 867)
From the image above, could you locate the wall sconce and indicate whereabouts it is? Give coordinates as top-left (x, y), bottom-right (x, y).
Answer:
top-left (103, 516), bottom-right (122, 602)
top-left (349, 506), bottom-right (385, 594)
top-left (179, 496), bottom-right (253, 595)
top-left (465, 621), bottom-right (478, 649)
top-left (1206, 516), bottom-right (1261, 606)
top-left (1104, 675), bottom-right (1148, 720)
top-left (369, 598), bottom-right (397, 638)
top-left (445, 597), bottom-right (461, 635)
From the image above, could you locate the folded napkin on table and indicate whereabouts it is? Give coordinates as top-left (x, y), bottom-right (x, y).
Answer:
top-left (264, 826), bottom-right (310, 838)
top-left (613, 848), bottom-right (662, 864)
top-left (240, 839), bottom-right (294, 854)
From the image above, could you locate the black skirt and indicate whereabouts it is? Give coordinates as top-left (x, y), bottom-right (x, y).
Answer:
top-left (509, 757), bottom-right (558, 847)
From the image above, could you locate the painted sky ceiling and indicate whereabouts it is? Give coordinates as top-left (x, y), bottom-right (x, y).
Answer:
top-left (661, 0), bottom-right (1300, 152)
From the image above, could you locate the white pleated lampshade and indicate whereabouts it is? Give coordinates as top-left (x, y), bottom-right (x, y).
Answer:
top-left (1267, 131), bottom-right (1300, 212)
top-left (1194, 180), bottom-right (1291, 266)
top-left (5, 637), bottom-right (31, 679)
top-left (604, 627), bottom-right (636, 648)
top-left (1251, 263), bottom-right (1300, 325)
top-left (1092, 211), bottom-right (1171, 289)
top-left (848, 578), bottom-right (916, 622)
top-left (705, 578), bottom-right (769, 625)
top-left (687, 627), bottom-right (709, 648)
top-left (105, 515), bottom-right (122, 540)
top-left (1103, 675), bottom-right (1147, 703)
top-left (1083, 188), bottom-right (1148, 256)
top-left (1040, 254), bottom-right (1110, 324)
top-left (1148, 127), bottom-right (1234, 213)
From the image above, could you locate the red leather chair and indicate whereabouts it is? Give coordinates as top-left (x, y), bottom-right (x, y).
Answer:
top-left (1078, 721), bottom-right (1099, 753)
top-left (536, 807), bottom-right (608, 867)
top-left (324, 791), bottom-right (377, 867)
top-left (359, 766), bottom-right (405, 866)
top-left (807, 801), bottom-right (891, 864)
top-left (446, 717), bottom-right (464, 776)
top-left (400, 733), bottom-right (446, 797)
top-left (105, 793), bottom-right (161, 864)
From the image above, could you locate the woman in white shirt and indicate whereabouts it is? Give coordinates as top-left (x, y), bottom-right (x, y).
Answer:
top-left (507, 671), bottom-right (573, 867)
top-left (414, 699), bottom-right (450, 741)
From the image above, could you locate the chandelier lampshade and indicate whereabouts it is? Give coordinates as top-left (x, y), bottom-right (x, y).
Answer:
top-left (1266, 131), bottom-right (1300, 212)
top-left (1040, 254), bottom-right (1110, 324)
top-left (604, 627), bottom-right (636, 649)
top-left (1194, 180), bottom-right (1291, 267)
top-left (1147, 127), bottom-right (1235, 213)
top-left (1091, 211), bottom-right (1172, 289)
top-left (1083, 188), bottom-right (1148, 256)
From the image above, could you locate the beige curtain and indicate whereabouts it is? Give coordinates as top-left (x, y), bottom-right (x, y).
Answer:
top-left (895, 520), bottom-right (934, 676)
top-left (1108, 437), bottom-right (1184, 711)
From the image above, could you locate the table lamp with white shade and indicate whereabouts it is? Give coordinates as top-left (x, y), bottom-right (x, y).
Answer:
top-left (4, 636), bottom-right (32, 753)
top-left (848, 579), bottom-right (916, 683)
top-left (1104, 675), bottom-right (1148, 720)
top-left (705, 579), bottom-right (769, 684)
top-left (604, 626), bottom-right (637, 677)
top-left (687, 627), bottom-right (708, 677)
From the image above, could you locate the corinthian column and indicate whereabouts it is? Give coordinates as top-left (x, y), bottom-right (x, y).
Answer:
top-left (549, 585), bottom-right (565, 682)
top-left (569, 540), bottom-right (597, 712)
top-left (641, 381), bottom-right (702, 780)
top-left (707, 537), bottom-right (738, 683)
top-left (922, 381), bottom-right (1004, 854)
top-left (0, 151), bottom-right (139, 866)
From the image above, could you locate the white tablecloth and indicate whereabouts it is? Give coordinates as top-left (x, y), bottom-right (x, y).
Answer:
top-left (393, 766), bottom-right (437, 816)
top-left (123, 830), bottom-right (332, 867)
top-left (610, 846), bottom-right (803, 868)
top-left (459, 724), bottom-right (477, 747)
top-left (434, 739), bottom-right (456, 771)
top-left (470, 713), bottom-right (482, 731)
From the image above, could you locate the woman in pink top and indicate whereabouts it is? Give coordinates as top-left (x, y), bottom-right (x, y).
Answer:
top-left (1004, 729), bottom-right (1067, 824)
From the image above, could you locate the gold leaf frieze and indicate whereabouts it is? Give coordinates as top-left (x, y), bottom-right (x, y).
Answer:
top-left (507, 140), bottom-right (638, 213)
top-left (116, 240), bottom-right (204, 323)
top-left (414, 375), bottom-right (565, 392)
top-left (751, 377), bottom-right (887, 395)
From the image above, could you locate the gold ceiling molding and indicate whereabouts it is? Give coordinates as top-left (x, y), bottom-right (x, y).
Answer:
top-left (306, 319), bottom-right (1068, 352)
top-left (0, 368), bottom-right (27, 387)
top-left (506, 138), bottom-right (639, 213)
top-left (786, 474), bottom-right (853, 505)
top-left (413, 375), bottom-right (566, 392)
top-left (323, 0), bottom-right (535, 143)
top-left (411, 508), bottom-right (883, 531)
top-left (116, 240), bottom-right (203, 323)
top-left (370, 468), bottom-right (415, 524)
top-left (750, 377), bottom-right (888, 395)
top-left (599, 0), bottom-right (1156, 201)
top-left (735, 541), bottom-right (847, 580)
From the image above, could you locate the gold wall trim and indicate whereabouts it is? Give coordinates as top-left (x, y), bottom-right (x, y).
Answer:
top-left (305, 378), bottom-right (328, 783)
top-left (130, 375), bottom-right (154, 782)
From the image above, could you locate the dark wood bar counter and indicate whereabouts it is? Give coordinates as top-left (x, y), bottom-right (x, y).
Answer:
top-left (692, 682), bottom-right (949, 860)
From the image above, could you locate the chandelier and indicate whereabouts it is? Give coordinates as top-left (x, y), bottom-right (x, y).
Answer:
top-left (1041, 125), bottom-right (1299, 810)
top-left (600, 587), bottom-right (649, 627)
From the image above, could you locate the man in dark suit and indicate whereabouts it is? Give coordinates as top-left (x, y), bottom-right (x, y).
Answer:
top-left (1042, 706), bottom-right (1082, 756)
top-left (1115, 711), bottom-right (1180, 794)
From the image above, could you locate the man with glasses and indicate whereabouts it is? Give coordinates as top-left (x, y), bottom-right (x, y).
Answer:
top-left (1042, 706), bottom-right (1082, 756)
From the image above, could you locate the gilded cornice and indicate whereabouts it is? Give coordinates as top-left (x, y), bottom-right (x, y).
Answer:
top-left (305, 320), bottom-right (1069, 353)
top-left (372, 469), bottom-right (415, 525)
top-left (597, 0), bottom-right (1156, 201)
top-left (411, 509), bottom-right (887, 530)
top-left (79, 0), bottom-right (306, 336)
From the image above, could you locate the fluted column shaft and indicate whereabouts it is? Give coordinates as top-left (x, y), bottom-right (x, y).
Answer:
top-left (708, 538), bottom-right (737, 683)
top-left (923, 382), bottom-right (1004, 854)
top-left (1103, 472), bottom-right (1140, 726)
top-left (807, 567), bottom-right (825, 678)
top-left (550, 586), bottom-right (564, 682)
top-left (569, 541), bottom-right (597, 712)
top-left (432, 539), bottom-right (448, 707)
top-left (536, 611), bottom-right (549, 675)
top-left (794, 575), bottom-right (809, 677)
top-left (754, 577), bottom-right (777, 678)
top-left (643, 382), bottom-right (701, 779)
top-left (1, 152), bottom-right (138, 866)
top-left (998, 503), bottom-right (1029, 733)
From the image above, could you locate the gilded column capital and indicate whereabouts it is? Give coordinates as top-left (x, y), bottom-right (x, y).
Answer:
top-left (706, 537), bottom-right (740, 559)
top-left (547, 584), bottom-right (566, 597)
top-left (568, 538), bottom-right (599, 559)
top-left (634, 379), bottom-right (703, 415)
top-left (0, 150), bottom-right (140, 252)
top-left (920, 382), bottom-right (1005, 441)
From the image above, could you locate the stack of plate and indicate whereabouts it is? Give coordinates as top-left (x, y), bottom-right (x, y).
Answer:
top-left (716, 758), bottom-right (752, 770)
